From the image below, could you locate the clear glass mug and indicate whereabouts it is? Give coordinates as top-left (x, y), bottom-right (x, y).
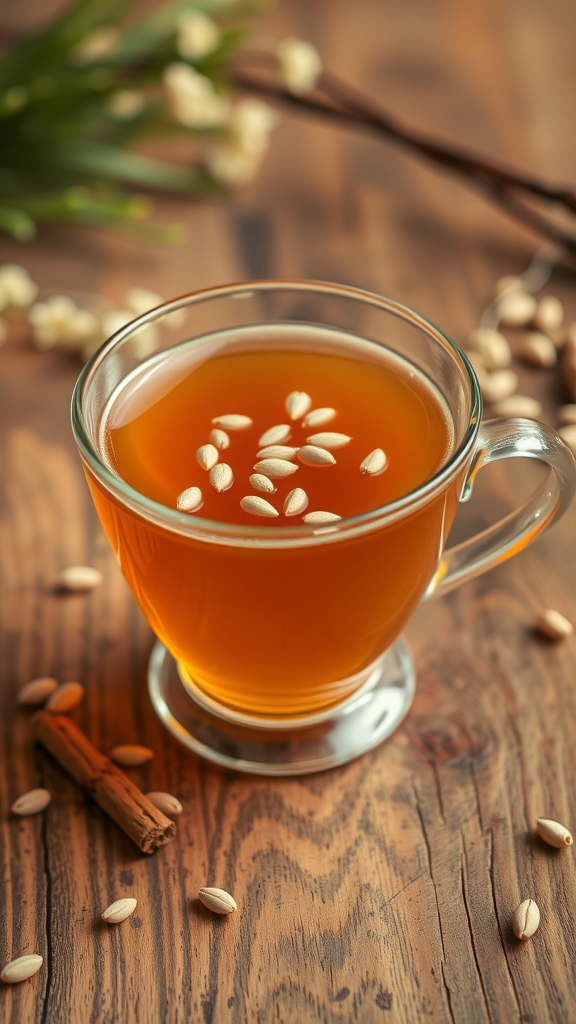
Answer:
top-left (72, 281), bottom-right (576, 774)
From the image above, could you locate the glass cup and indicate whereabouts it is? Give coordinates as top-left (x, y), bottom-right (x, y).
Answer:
top-left (72, 281), bottom-right (576, 774)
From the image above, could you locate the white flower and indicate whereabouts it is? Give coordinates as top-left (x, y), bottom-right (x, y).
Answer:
top-left (102, 307), bottom-right (159, 360)
top-left (205, 143), bottom-right (262, 188)
top-left (228, 99), bottom-right (278, 157)
top-left (107, 90), bottom-right (146, 119)
top-left (70, 26), bottom-right (120, 66)
top-left (0, 317), bottom-right (6, 345)
top-left (277, 38), bottom-right (322, 95)
top-left (0, 264), bottom-right (38, 309)
top-left (163, 63), bottom-right (230, 128)
top-left (176, 10), bottom-right (221, 61)
top-left (124, 287), bottom-right (164, 316)
top-left (29, 296), bottom-right (101, 351)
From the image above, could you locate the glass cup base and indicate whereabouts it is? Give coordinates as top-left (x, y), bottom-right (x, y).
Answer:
top-left (147, 638), bottom-right (416, 776)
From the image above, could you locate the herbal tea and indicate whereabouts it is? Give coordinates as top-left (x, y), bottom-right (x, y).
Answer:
top-left (87, 328), bottom-right (459, 716)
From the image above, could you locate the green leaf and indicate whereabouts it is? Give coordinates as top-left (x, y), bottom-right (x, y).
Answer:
top-left (47, 139), bottom-right (208, 192)
top-left (0, 205), bottom-right (36, 241)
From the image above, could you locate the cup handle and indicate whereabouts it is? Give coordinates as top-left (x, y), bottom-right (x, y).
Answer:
top-left (424, 417), bottom-right (576, 599)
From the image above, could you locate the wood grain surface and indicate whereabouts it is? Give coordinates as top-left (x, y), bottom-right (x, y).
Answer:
top-left (2, 1), bottom-right (576, 1021)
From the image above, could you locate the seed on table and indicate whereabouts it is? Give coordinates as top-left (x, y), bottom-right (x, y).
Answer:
top-left (536, 608), bottom-right (573, 640)
top-left (198, 887), bottom-right (237, 915)
top-left (209, 428), bottom-right (230, 450)
top-left (536, 818), bottom-right (573, 848)
top-left (109, 745), bottom-right (154, 766)
top-left (284, 488), bottom-right (309, 516)
top-left (302, 407), bottom-right (336, 428)
top-left (196, 443), bottom-right (218, 470)
top-left (298, 445), bottom-right (336, 467)
top-left (249, 473), bottom-right (276, 494)
top-left (240, 496), bottom-right (279, 517)
top-left (258, 424), bottom-right (291, 446)
top-left (46, 681), bottom-right (84, 713)
top-left (558, 404), bottom-right (576, 425)
top-left (211, 414), bottom-right (253, 431)
top-left (253, 458), bottom-right (298, 478)
top-left (303, 511), bottom-right (341, 523)
top-left (512, 899), bottom-right (540, 940)
top-left (479, 369), bottom-right (518, 404)
top-left (145, 792), bottom-right (183, 817)
top-left (11, 788), bottom-right (51, 816)
top-left (495, 275), bottom-right (523, 296)
top-left (57, 565), bottom-right (102, 592)
top-left (520, 332), bottom-right (557, 368)
top-left (534, 295), bottom-right (563, 334)
top-left (176, 486), bottom-right (203, 513)
top-left (496, 290), bottom-right (537, 326)
top-left (256, 445), bottom-right (299, 460)
top-left (306, 432), bottom-right (352, 449)
top-left (101, 898), bottom-right (138, 924)
top-left (18, 677), bottom-right (58, 706)
top-left (285, 391), bottom-right (312, 420)
top-left (491, 395), bottom-right (542, 419)
top-left (360, 449), bottom-right (387, 476)
top-left (209, 463), bottom-right (234, 492)
top-left (558, 425), bottom-right (576, 456)
top-left (1, 954), bottom-right (43, 984)
top-left (467, 328), bottom-right (511, 370)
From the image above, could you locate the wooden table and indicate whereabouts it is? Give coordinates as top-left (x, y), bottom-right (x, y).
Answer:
top-left (2, 1), bottom-right (576, 1021)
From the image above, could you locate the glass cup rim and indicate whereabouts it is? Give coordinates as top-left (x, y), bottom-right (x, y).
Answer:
top-left (71, 279), bottom-right (481, 547)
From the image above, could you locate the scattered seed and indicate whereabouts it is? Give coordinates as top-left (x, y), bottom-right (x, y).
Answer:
top-left (536, 608), bottom-right (573, 640)
top-left (306, 432), bottom-right (352, 449)
top-left (176, 486), bottom-right (203, 513)
top-left (468, 328), bottom-right (511, 370)
top-left (495, 275), bottom-right (523, 296)
top-left (145, 792), bottom-right (183, 817)
top-left (520, 332), bottom-right (557, 368)
top-left (285, 392), bottom-right (312, 420)
top-left (240, 496), bottom-right (279, 517)
top-left (303, 511), bottom-right (341, 523)
top-left (109, 745), bottom-right (154, 766)
top-left (1, 954), bottom-right (43, 984)
top-left (253, 458), bottom-right (298, 478)
top-left (211, 414), bottom-right (253, 431)
top-left (536, 818), bottom-right (573, 848)
top-left (558, 404), bottom-right (576, 425)
top-left (258, 424), bottom-right (291, 446)
top-left (196, 443), bottom-right (218, 470)
top-left (284, 488), bottom-right (309, 516)
top-left (512, 898), bottom-right (540, 940)
top-left (198, 887), bottom-right (237, 915)
top-left (491, 395), bottom-right (542, 419)
top-left (101, 898), bottom-right (138, 924)
top-left (360, 449), bottom-right (387, 476)
top-left (302, 407), bottom-right (336, 428)
top-left (18, 677), bottom-right (58, 706)
top-left (46, 682), bottom-right (84, 713)
top-left (57, 566), bottom-right (102, 592)
top-left (558, 424), bottom-right (576, 456)
top-left (479, 369), bottom-right (518, 404)
top-left (534, 295), bottom-right (563, 334)
top-left (209, 428), bottom-right (230, 450)
top-left (11, 788), bottom-right (51, 816)
top-left (298, 445), bottom-right (336, 467)
top-left (249, 473), bottom-right (276, 494)
top-left (209, 463), bottom-right (234, 492)
top-left (497, 290), bottom-right (537, 326)
top-left (256, 445), bottom-right (299, 460)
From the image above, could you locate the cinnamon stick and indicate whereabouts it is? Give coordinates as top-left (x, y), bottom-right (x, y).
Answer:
top-left (32, 711), bottom-right (175, 854)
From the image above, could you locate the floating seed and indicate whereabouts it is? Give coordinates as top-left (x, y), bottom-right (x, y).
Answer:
top-left (209, 428), bottom-right (230, 450)
top-left (240, 496), bottom-right (279, 517)
top-left (249, 473), bottom-right (276, 494)
top-left (512, 899), bottom-right (540, 940)
top-left (198, 887), bottom-right (237, 915)
top-left (211, 414), bottom-right (253, 431)
top-left (536, 818), bottom-right (573, 848)
top-left (256, 445), bottom-right (299, 460)
top-left (491, 395), bottom-right (542, 419)
top-left (11, 788), bottom-right (51, 816)
top-left (196, 443), bottom-right (218, 470)
top-left (57, 565), bottom-right (102, 592)
top-left (109, 745), bottom-right (154, 766)
top-left (253, 458), bottom-right (298, 479)
top-left (302, 407), bottom-right (336, 428)
top-left (102, 898), bottom-right (138, 924)
top-left (536, 608), bottom-right (573, 639)
top-left (306, 431), bottom-right (351, 449)
top-left (146, 792), bottom-right (183, 817)
top-left (176, 486), bottom-right (203, 513)
top-left (18, 677), bottom-right (58, 706)
top-left (46, 682), bottom-right (84, 713)
top-left (520, 332), bottom-right (557, 368)
top-left (303, 511), bottom-right (341, 523)
top-left (285, 392), bottom-right (312, 420)
top-left (298, 445), bottom-right (336, 467)
top-left (360, 449), bottom-right (387, 476)
top-left (258, 424), bottom-right (291, 446)
top-left (284, 488), bottom-right (309, 516)
top-left (1, 954), bottom-right (43, 984)
top-left (209, 463), bottom-right (234, 492)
